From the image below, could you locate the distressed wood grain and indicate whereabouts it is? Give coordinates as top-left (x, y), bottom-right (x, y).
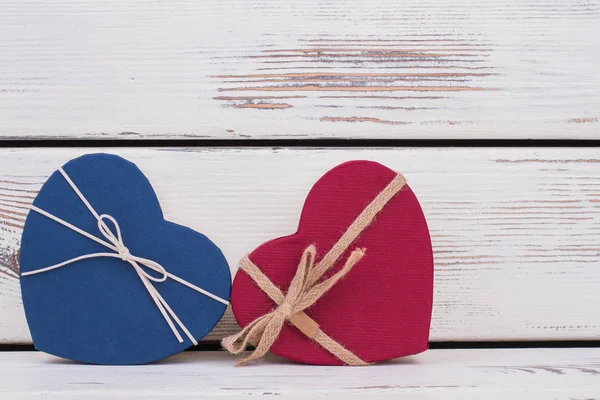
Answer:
top-left (0, 349), bottom-right (599, 398)
top-left (0, 148), bottom-right (599, 343)
top-left (0, 0), bottom-right (598, 139)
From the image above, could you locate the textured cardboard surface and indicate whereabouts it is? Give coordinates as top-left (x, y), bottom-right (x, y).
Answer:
top-left (20, 154), bottom-right (231, 364)
top-left (231, 160), bottom-right (434, 365)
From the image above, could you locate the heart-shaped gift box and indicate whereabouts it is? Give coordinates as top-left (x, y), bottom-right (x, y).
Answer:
top-left (227, 160), bottom-right (433, 365)
top-left (19, 154), bottom-right (231, 365)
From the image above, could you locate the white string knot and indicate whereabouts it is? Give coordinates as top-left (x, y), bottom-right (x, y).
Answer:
top-left (96, 214), bottom-right (167, 283)
top-left (118, 245), bottom-right (130, 261)
top-left (22, 167), bottom-right (229, 346)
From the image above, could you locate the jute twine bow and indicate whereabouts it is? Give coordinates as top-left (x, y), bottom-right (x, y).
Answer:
top-left (222, 172), bottom-right (406, 366)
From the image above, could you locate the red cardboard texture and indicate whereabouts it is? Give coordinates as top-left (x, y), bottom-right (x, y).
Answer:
top-left (230, 160), bottom-right (434, 365)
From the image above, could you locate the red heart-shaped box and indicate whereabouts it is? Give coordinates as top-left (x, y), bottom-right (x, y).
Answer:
top-left (230, 160), bottom-right (433, 365)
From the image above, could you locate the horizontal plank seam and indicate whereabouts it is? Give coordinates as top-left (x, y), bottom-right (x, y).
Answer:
top-left (1, 139), bottom-right (600, 148)
top-left (2, 341), bottom-right (600, 352)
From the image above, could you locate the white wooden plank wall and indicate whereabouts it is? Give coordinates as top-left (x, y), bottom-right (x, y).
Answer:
top-left (1, 0), bottom-right (599, 139)
top-left (1, 148), bottom-right (599, 344)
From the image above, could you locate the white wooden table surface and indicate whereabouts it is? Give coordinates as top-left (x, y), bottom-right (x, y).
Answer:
top-left (0, 0), bottom-right (599, 398)
top-left (1, 349), bottom-right (599, 399)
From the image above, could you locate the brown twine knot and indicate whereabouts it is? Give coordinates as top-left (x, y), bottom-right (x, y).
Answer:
top-left (222, 172), bottom-right (407, 366)
top-left (221, 244), bottom-right (367, 366)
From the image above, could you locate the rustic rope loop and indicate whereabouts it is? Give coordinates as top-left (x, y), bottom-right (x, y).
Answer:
top-left (222, 172), bottom-right (407, 366)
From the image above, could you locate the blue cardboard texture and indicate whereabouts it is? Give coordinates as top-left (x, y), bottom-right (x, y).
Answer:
top-left (19, 154), bottom-right (231, 365)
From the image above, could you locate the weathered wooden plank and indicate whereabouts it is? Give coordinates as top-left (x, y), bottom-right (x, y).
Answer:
top-left (1, 148), bottom-right (599, 343)
top-left (0, 349), bottom-right (599, 398)
top-left (1, 0), bottom-right (598, 139)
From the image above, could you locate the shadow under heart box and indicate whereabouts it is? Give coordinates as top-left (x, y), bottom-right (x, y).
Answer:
top-left (19, 153), bottom-right (231, 365)
top-left (223, 160), bottom-right (434, 366)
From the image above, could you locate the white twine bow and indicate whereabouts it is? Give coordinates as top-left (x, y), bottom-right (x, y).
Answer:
top-left (21, 167), bottom-right (229, 345)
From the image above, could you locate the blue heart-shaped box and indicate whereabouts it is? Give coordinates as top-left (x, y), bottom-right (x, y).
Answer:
top-left (19, 154), bottom-right (231, 364)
